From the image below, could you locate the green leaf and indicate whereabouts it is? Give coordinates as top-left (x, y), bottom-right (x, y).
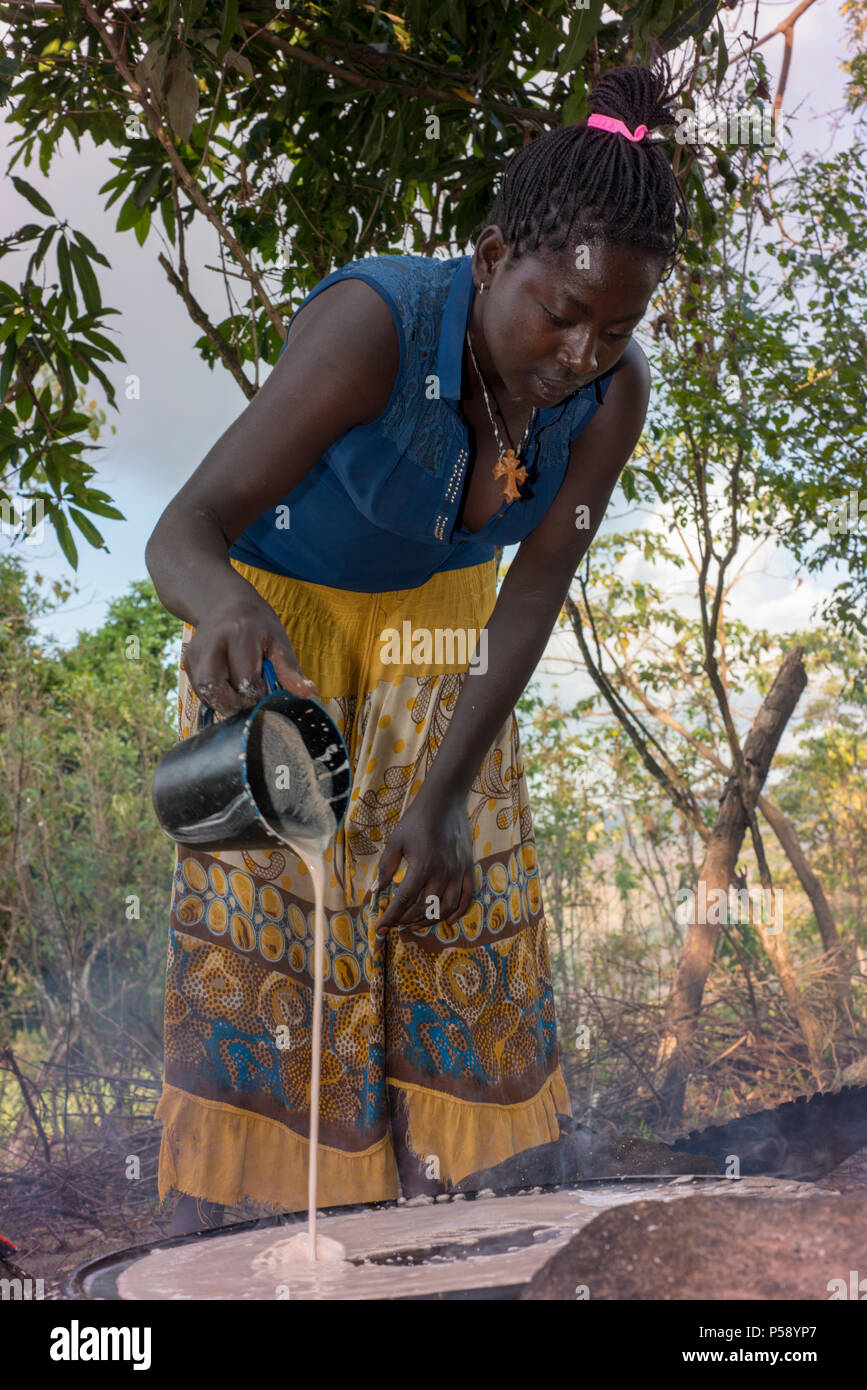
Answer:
top-left (56, 355), bottom-right (77, 408)
top-left (166, 56), bottom-right (199, 142)
top-left (68, 243), bottom-right (102, 315)
top-left (11, 174), bottom-right (55, 217)
top-left (72, 228), bottom-right (111, 268)
top-left (133, 165), bottom-right (161, 209)
top-left (715, 16), bottom-right (728, 87)
top-left (54, 508), bottom-right (79, 568)
top-left (116, 194), bottom-right (143, 233)
top-left (641, 467), bottom-right (669, 504)
top-left (533, 12), bottom-right (563, 72)
top-left (360, 110), bottom-right (386, 165)
top-left (133, 206), bottom-right (151, 247)
top-left (218, 0), bottom-right (239, 58)
top-left (79, 328), bottom-right (122, 359)
top-left (557, 0), bottom-right (604, 78)
top-left (56, 236), bottom-right (77, 307)
top-left (160, 195), bottom-right (177, 245)
top-left (69, 506), bottom-right (107, 548)
top-left (136, 37), bottom-right (171, 94)
top-left (689, 167), bottom-right (717, 238)
top-left (83, 358), bottom-right (117, 403)
top-left (658, 0), bottom-right (721, 51)
top-left (562, 79), bottom-right (587, 127)
top-left (38, 134), bottom-right (53, 179)
top-left (30, 224), bottom-right (57, 271)
top-left (101, 170), bottom-right (134, 211)
top-left (0, 339), bottom-right (19, 400)
top-left (77, 494), bottom-right (125, 521)
top-left (223, 48), bottom-right (254, 79)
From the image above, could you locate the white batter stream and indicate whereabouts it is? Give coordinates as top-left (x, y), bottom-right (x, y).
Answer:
top-left (250, 712), bottom-right (347, 1266)
top-left (284, 848), bottom-right (346, 1265)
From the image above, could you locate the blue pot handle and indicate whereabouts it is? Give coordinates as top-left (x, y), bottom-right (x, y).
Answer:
top-left (197, 657), bottom-right (281, 730)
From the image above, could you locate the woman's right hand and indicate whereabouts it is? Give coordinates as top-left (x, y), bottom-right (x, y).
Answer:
top-left (181, 594), bottom-right (317, 718)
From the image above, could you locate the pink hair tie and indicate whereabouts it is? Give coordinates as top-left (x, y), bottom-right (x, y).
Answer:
top-left (587, 113), bottom-right (648, 142)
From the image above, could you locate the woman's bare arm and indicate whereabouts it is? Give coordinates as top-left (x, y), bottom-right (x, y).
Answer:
top-left (145, 278), bottom-right (399, 711)
top-left (146, 278), bottom-right (399, 623)
top-left (424, 341), bottom-right (650, 800)
top-left (374, 341), bottom-right (651, 931)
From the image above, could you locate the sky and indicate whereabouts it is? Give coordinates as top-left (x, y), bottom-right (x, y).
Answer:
top-left (0, 0), bottom-right (860, 665)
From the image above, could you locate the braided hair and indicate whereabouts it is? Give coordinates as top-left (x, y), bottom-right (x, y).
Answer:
top-left (484, 60), bottom-right (689, 276)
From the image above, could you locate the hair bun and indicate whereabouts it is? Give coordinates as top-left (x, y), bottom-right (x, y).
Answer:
top-left (483, 53), bottom-right (689, 272)
top-left (586, 59), bottom-right (679, 134)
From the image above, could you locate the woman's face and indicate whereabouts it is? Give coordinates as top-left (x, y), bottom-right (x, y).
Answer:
top-left (470, 229), bottom-right (664, 407)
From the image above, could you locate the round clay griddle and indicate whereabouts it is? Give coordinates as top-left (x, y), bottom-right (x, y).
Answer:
top-left (70, 1175), bottom-right (814, 1301)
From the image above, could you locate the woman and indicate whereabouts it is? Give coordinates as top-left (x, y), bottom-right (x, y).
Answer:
top-left (146, 61), bottom-right (688, 1235)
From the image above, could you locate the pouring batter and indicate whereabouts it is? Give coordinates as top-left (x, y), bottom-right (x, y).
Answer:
top-left (146, 61), bottom-right (690, 1238)
top-left (250, 712), bottom-right (345, 1259)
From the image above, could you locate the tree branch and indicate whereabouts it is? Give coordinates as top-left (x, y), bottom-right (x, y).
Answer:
top-left (242, 17), bottom-right (554, 127)
top-left (565, 587), bottom-right (710, 838)
top-left (155, 258), bottom-right (254, 403)
top-left (80, 1), bottom-right (284, 336)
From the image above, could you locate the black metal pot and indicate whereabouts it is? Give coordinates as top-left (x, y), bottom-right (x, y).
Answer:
top-left (152, 658), bottom-right (351, 852)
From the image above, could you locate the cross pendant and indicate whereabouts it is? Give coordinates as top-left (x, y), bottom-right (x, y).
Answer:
top-left (492, 449), bottom-right (528, 504)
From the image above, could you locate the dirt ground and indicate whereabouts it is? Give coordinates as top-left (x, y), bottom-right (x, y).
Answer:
top-left (522, 1156), bottom-right (867, 1300)
top-left (2, 1126), bottom-right (866, 1300)
top-left (0, 1121), bottom-right (260, 1300)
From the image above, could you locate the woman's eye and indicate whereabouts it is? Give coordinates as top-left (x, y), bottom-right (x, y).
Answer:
top-left (541, 305), bottom-right (631, 341)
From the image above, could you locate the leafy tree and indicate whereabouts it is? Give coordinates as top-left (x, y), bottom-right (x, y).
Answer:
top-left (523, 58), bottom-right (867, 1113)
top-left (0, 554), bottom-right (179, 1149)
top-left (758, 146), bottom-right (867, 636)
top-left (841, 0), bottom-right (867, 109)
top-left (0, 200), bottom-right (126, 567)
top-left (772, 637), bottom-right (867, 937)
top-left (0, 0), bottom-right (726, 559)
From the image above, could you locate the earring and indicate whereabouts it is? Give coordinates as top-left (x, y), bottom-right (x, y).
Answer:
top-left (479, 282), bottom-right (486, 294)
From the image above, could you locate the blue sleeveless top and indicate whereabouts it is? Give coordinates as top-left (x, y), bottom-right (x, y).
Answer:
top-left (229, 253), bottom-right (615, 593)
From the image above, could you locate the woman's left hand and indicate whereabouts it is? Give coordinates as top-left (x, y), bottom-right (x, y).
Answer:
top-left (373, 792), bottom-right (476, 937)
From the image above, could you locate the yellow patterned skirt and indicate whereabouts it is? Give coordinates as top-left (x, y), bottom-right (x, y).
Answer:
top-left (155, 556), bottom-right (571, 1212)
